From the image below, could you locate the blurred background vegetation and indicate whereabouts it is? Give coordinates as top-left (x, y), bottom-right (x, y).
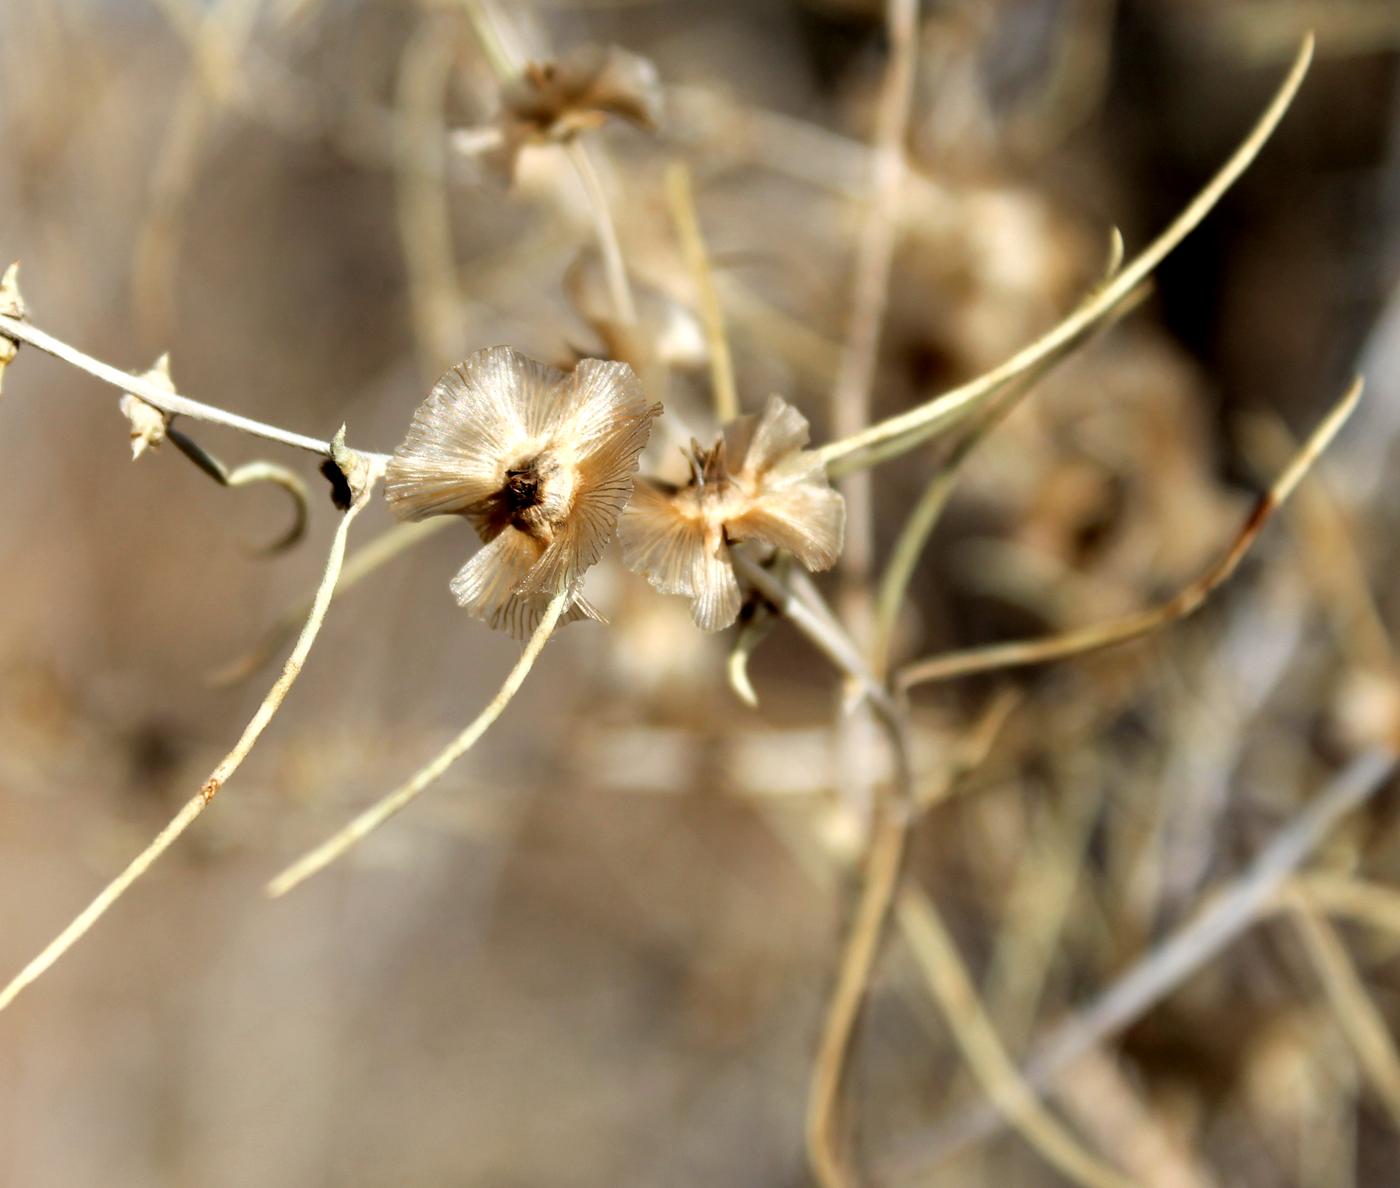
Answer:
top-left (1, 0), bottom-right (1399, 1184)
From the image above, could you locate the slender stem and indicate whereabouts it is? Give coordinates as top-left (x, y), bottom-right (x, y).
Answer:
top-left (806, 806), bottom-right (908, 1188)
top-left (730, 548), bottom-right (914, 1186)
top-left (897, 887), bottom-right (1136, 1188)
top-left (885, 749), bottom-right (1397, 1177)
top-left (895, 378), bottom-right (1362, 690)
top-left (0, 312), bottom-right (390, 463)
top-left (266, 584), bottom-right (571, 896)
top-left (1285, 886), bottom-right (1400, 1127)
top-left (568, 140), bottom-right (638, 327)
top-left (816, 34), bottom-right (1314, 470)
top-left (665, 161), bottom-right (739, 423)
top-left (730, 551), bottom-right (903, 742)
top-left (830, 0), bottom-right (919, 634)
top-left (870, 240), bottom-right (1141, 673)
top-left (0, 466), bottom-right (380, 1015)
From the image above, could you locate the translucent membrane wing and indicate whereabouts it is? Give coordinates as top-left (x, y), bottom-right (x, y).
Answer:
top-left (561, 359), bottom-right (657, 458)
top-left (519, 361), bottom-right (660, 597)
top-left (386, 347), bottom-right (561, 523)
top-left (689, 539), bottom-right (742, 631)
top-left (620, 482), bottom-right (696, 595)
top-left (579, 45), bottom-right (664, 130)
top-left (728, 460), bottom-right (845, 572)
top-left (727, 394), bottom-right (812, 477)
top-left (619, 483), bottom-right (741, 631)
top-left (451, 530), bottom-right (599, 640)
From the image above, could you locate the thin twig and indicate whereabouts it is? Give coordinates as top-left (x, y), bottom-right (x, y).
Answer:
top-left (806, 807), bottom-right (908, 1188)
top-left (885, 749), bottom-right (1396, 1177)
top-left (0, 464), bottom-right (381, 1015)
top-left (568, 140), bottom-right (638, 327)
top-left (396, 14), bottom-right (465, 375)
top-left (896, 377), bottom-right (1362, 691)
top-left (728, 548), bottom-right (913, 1187)
top-left (897, 886), bottom-right (1136, 1188)
top-left (1285, 885), bottom-right (1400, 1127)
top-left (730, 550), bottom-right (903, 740)
top-left (1292, 873), bottom-right (1400, 937)
top-left (665, 161), bottom-right (738, 424)
top-left (870, 228), bottom-right (1133, 674)
top-left (167, 426), bottom-right (310, 554)
top-left (830, 0), bottom-right (919, 634)
top-left (0, 312), bottom-right (389, 463)
top-left (208, 517), bottom-right (451, 687)
top-left (817, 34), bottom-right (1315, 471)
top-left (266, 584), bottom-right (571, 896)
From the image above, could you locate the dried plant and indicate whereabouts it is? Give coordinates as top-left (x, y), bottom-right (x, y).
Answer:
top-left (386, 346), bottom-right (660, 637)
top-left (2, 8), bottom-right (1397, 1188)
top-left (492, 43), bottom-right (662, 180)
top-left (621, 395), bottom-right (844, 630)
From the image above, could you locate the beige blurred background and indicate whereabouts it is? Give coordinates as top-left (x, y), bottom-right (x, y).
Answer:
top-left (2, 1), bottom-right (1399, 1184)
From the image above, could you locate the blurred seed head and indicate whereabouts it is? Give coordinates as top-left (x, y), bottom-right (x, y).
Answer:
top-left (493, 44), bottom-right (663, 180)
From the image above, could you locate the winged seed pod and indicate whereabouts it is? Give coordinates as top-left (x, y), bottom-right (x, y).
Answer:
top-left (385, 347), bottom-right (661, 639)
top-left (493, 44), bottom-right (663, 179)
top-left (620, 395), bottom-right (844, 631)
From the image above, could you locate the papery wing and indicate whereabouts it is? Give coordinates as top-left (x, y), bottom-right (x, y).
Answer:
top-left (688, 539), bottom-right (741, 631)
top-left (725, 394), bottom-right (811, 477)
top-left (727, 463), bottom-right (845, 572)
top-left (619, 483), bottom-right (740, 631)
top-left (386, 347), bottom-right (562, 523)
top-left (619, 481), bottom-right (695, 595)
top-left (518, 362), bottom-right (659, 596)
top-left (450, 530), bottom-right (600, 640)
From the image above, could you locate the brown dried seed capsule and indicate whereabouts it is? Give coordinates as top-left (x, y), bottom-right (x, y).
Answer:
top-left (492, 44), bottom-right (663, 179)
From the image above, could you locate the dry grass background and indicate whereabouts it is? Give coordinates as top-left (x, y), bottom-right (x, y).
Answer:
top-left (1, 0), bottom-right (1400, 1184)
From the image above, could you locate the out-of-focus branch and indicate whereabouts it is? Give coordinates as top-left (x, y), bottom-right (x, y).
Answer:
top-left (885, 749), bottom-right (1396, 1178)
top-left (0, 457), bottom-right (382, 1015)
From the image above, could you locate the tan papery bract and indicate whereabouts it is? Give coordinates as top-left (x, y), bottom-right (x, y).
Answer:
top-left (388, 346), bottom-right (659, 638)
top-left (620, 395), bottom-right (843, 631)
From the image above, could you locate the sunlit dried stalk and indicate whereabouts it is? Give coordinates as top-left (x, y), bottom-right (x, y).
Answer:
top-left (1292, 873), bottom-right (1400, 937)
top-left (830, 0), bottom-right (919, 639)
top-left (1284, 885), bottom-right (1400, 1128)
top-left (817, 34), bottom-right (1315, 472)
top-left (870, 228), bottom-right (1133, 675)
top-left (887, 749), bottom-right (1396, 1177)
top-left (664, 161), bottom-right (738, 423)
top-left (0, 311), bottom-right (387, 462)
top-left (896, 377), bottom-right (1362, 690)
top-left (897, 886), bottom-right (1136, 1188)
top-left (265, 584), bottom-right (571, 896)
top-left (0, 460), bottom-right (380, 1014)
top-left (806, 807), bottom-right (908, 1188)
top-left (568, 141), bottom-right (638, 327)
top-left (726, 550), bottom-right (912, 1188)
top-left (209, 518), bottom-right (451, 688)
top-left (395, 15), bottom-right (465, 374)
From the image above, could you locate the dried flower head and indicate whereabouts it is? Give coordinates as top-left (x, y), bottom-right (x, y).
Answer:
top-left (494, 44), bottom-right (662, 178)
top-left (386, 347), bottom-right (660, 638)
top-left (620, 395), bottom-right (844, 631)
